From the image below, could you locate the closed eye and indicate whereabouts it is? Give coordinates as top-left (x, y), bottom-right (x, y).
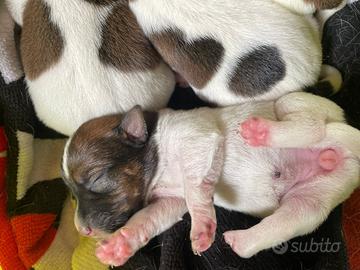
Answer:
top-left (87, 172), bottom-right (116, 193)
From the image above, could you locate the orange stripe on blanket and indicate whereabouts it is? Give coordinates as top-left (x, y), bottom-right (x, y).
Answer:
top-left (0, 137), bottom-right (25, 270)
top-left (0, 169), bottom-right (27, 269)
top-left (11, 214), bottom-right (57, 268)
top-left (0, 198), bottom-right (26, 270)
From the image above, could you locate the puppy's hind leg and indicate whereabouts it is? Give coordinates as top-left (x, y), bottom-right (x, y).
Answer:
top-left (239, 92), bottom-right (345, 148)
top-left (224, 158), bottom-right (359, 258)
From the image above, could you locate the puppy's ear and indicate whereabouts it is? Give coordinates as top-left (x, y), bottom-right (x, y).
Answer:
top-left (118, 105), bottom-right (147, 146)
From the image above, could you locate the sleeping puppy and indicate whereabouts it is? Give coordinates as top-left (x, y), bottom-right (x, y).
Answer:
top-left (128, 0), bottom-right (345, 106)
top-left (5, 0), bottom-right (175, 136)
top-left (62, 92), bottom-right (360, 266)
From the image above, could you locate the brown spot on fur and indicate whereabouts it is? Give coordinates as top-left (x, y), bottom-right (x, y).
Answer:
top-left (21, 0), bottom-right (64, 80)
top-left (150, 28), bottom-right (224, 89)
top-left (229, 45), bottom-right (286, 97)
top-left (304, 0), bottom-right (343, 9)
top-left (99, 0), bottom-right (161, 71)
top-left (67, 115), bottom-right (122, 184)
top-left (83, 0), bottom-right (118, 5)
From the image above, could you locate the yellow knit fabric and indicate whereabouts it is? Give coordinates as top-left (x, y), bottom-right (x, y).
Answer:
top-left (72, 237), bottom-right (108, 270)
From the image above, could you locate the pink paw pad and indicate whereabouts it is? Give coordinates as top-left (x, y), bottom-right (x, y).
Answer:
top-left (240, 117), bottom-right (270, 146)
top-left (318, 149), bottom-right (340, 171)
top-left (96, 229), bottom-right (134, 267)
top-left (191, 218), bottom-right (217, 254)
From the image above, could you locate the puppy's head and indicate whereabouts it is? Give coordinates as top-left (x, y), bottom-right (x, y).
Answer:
top-left (61, 106), bottom-right (158, 237)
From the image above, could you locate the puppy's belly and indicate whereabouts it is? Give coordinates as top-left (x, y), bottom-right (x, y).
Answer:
top-left (214, 146), bottom-right (344, 218)
top-left (214, 180), bottom-right (279, 218)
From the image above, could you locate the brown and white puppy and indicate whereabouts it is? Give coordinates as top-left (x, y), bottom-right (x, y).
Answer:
top-left (5, 0), bottom-right (175, 136)
top-left (128, 0), bottom-right (347, 106)
top-left (62, 92), bottom-right (360, 266)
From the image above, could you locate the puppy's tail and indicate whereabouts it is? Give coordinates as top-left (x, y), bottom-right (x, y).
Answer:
top-left (305, 64), bottom-right (343, 97)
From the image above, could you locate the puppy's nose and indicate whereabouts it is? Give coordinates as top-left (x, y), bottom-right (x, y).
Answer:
top-left (79, 226), bottom-right (93, 236)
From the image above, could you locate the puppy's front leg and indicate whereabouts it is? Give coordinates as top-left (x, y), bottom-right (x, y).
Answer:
top-left (182, 134), bottom-right (224, 255)
top-left (96, 197), bottom-right (187, 267)
top-left (240, 92), bottom-right (345, 148)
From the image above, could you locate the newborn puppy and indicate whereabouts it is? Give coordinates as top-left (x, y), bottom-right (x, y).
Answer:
top-left (128, 0), bottom-right (345, 106)
top-left (62, 92), bottom-right (360, 266)
top-left (5, 0), bottom-right (175, 136)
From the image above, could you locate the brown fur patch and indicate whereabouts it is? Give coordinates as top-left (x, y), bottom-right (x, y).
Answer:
top-left (21, 0), bottom-right (64, 80)
top-left (67, 115), bottom-right (122, 184)
top-left (99, 0), bottom-right (161, 71)
top-left (83, 0), bottom-right (118, 5)
top-left (150, 28), bottom-right (224, 89)
top-left (304, 0), bottom-right (343, 9)
top-left (229, 45), bottom-right (286, 97)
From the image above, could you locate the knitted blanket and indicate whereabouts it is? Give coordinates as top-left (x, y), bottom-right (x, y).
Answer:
top-left (0, 1), bottom-right (359, 270)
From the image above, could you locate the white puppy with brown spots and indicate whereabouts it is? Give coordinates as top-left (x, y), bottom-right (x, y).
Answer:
top-left (5, 0), bottom-right (175, 136)
top-left (129, 0), bottom-right (346, 105)
top-left (62, 92), bottom-right (360, 266)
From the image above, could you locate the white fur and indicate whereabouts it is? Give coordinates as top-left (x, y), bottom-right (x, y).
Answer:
top-left (273, 0), bottom-right (317, 14)
top-left (6, 0), bottom-right (175, 136)
top-left (130, 0), bottom-right (322, 105)
top-left (62, 137), bottom-right (72, 181)
top-left (0, 1), bottom-right (23, 83)
top-left (5, 0), bottom-right (26, 25)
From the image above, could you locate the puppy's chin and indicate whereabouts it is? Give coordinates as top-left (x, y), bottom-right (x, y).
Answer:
top-left (78, 227), bottom-right (115, 240)
top-left (91, 231), bottom-right (109, 241)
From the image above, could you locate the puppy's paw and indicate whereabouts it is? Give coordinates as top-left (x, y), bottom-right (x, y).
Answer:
top-left (239, 117), bottom-right (270, 147)
top-left (223, 230), bottom-right (260, 258)
top-left (191, 216), bottom-right (217, 255)
top-left (96, 228), bottom-right (135, 267)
